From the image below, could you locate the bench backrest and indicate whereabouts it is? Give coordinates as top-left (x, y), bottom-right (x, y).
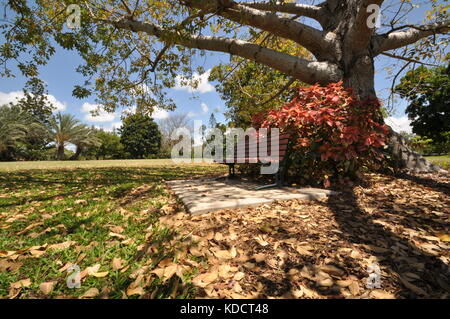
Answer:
top-left (231, 130), bottom-right (290, 164)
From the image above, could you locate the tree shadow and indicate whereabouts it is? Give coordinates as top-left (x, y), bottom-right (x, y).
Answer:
top-left (395, 172), bottom-right (449, 197)
top-left (326, 187), bottom-right (450, 298)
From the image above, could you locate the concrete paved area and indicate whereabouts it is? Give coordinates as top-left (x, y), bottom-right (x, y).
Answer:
top-left (166, 178), bottom-right (336, 215)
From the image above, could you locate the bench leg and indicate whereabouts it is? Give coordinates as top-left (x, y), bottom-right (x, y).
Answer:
top-left (255, 168), bottom-right (284, 190)
top-left (228, 164), bottom-right (235, 178)
top-left (255, 183), bottom-right (278, 190)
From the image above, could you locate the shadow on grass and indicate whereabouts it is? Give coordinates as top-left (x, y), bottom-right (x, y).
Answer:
top-left (0, 166), bottom-right (224, 208)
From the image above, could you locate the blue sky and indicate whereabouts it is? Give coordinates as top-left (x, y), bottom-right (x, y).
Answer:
top-left (0, 1), bottom-right (441, 134)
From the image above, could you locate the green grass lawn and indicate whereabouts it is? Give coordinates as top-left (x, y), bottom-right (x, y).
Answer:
top-left (0, 159), bottom-right (214, 172)
top-left (0, 160), bottom-right (225, 298)
top-left (425, 155), bottom-right (450, 169)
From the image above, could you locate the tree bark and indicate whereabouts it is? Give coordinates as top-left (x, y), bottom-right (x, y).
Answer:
top-left (56, 144), bottom-right (65, 160)
top-left (70, 146), bottom-right (82, 161)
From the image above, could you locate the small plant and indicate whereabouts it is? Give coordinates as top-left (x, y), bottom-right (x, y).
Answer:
top-left (254, 82), bottom-right (389, 187)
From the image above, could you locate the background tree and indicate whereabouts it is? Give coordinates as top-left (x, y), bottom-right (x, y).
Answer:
top-left (1, 0), bottom-right (449, 170)
top-left (47, 113), bottom-right (86, 160)
top-left (157, 113), bottom-right (192, 156)
top-left (91, 130), bottom-right (125, 160)
top-left (14, 79), bottom-right (57, 124)
top-left (394, 64), bottom-right (449, 146)
top-left (210, 32), bottom-right (309, 127)
top-left (119, 113), bottom-right (161, 159)
top-left (69, 125), bottom-right (101, 160)
top-left (0, 104), bottom-right (29, 160)
top-left (0, 104), bottom-right (49, 161)
top-left (209, 113), bottom-right (218, 129)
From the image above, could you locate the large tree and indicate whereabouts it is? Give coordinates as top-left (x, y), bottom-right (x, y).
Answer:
top-left (119, 113), bottom-right (162, 158)
top-left (157, 113), bottom-right (192, 155)
top-left (395, 64), bottom-right (449, 144)
top-left (210, 31), bottom-right (309, 127)
top-left (0, 104), bottom-right (49, 161)
top-left (47, 113), bottom-right (87, 160)
top-left (1, 0), bottom-right (449, 170)
top-left (69, 125), bottom-right (102, 160)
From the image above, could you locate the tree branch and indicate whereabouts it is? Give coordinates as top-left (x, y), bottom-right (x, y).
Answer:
top-left (346, 0), bottom-right (384, 53)
top-left (184, 0), bottom-right (332, 59)
top-left (256, 77), bottom-right (296, 106)
top-left (381, 52), bottom-right (439, 67)
top-left (240, 1), bottom-right (325, 24)
top-left (107, 18), bottom-right (343, 85)
top-left (373, 21), bottom-right (450, 54)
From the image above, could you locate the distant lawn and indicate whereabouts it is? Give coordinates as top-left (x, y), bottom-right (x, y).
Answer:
top-left (425, 155), bottom-right (450, 169)
top-left (0, 159), bottom-right (214, 172)
top-left (0, 161), bottom-right (225, 298)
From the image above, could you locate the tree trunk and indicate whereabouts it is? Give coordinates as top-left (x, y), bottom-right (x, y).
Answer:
top-left (343, 66), bottom-right (446, 173)
top-left (324, 1), bottom-right (446, 174)
top-left (70, 146), bottom-right (82, 161)
top-left (56, 144), bottom-right (65, 160)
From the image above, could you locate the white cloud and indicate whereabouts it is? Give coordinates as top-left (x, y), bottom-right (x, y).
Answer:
top-left (81, 102), bottom-right (116, 123)
top-left (385, 116), bottom-right (412, 134)
top-left (187, 111), bottom-right (197, 118)
top-left (174, 69), bottom-right (215, 94)
top-left (0, 91), bottom-right (66, 111)
top-left (111, 122), bottom-right (122, 130)
top-left (152, 107), bottom-right (169, 120)
top-left (200, 102), bottom-right (209, 113)
top-left (45, 95), bottom-right (67, 111)
top-left (186, 103), bottom-right (209, 119)
top-left (94, 121), bottom-right (123, 132)
top-left (0, 91), bottom-right (23, 106)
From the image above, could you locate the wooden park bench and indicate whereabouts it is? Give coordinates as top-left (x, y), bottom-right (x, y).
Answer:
top-left (214, 130), bottom-right (291, 189)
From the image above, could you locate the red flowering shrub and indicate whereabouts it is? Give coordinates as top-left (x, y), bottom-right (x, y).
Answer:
top-left (253, 82), bottom-right (389, 187)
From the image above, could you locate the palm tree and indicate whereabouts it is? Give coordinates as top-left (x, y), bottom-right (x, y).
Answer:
top-left (0, 105), bottom-right (28, 158)
top-left (69, 126), bottom-right (101, 160)
top-left (47, 113), bottom-right (87, 160)
top-left (0, 104), bottom-right (49, 160)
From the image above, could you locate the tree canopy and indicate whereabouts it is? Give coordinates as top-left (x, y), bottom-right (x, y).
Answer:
top-left (119, 113), bottom-right (162, 158)
top-left (0, 104), bottom-right (49, 161)
top-left (395, 64), bottom-right (450, 144)
top-left (1, 0), bottom-right (448, 114)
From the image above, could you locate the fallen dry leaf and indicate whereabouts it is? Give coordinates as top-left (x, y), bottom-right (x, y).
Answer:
top-left (39, 281), bottom-right (56, 295)
top-left (109, 232), bottom-right (125, 239)
top-left (90, 271), bottom-right (109, 278)
top-left (10, 278), bottom-right (31, 289)
top-left (370, 289), bottom-right (396, 299)
top-left (348, 281), bottom-right (360, 295)
top-left (127, 286), bottom-right (145, 296)
top-left (109, 225), bottom-right (124, 234)
top-left (436, 233), bottom-right (450, 242)
top-left (81, 288), bottom-right (99, 298)
top-left (112, 257), bottom-right (125, 270)
top-left (254, 235), bottom-right (269, 247)
top-left (47, 241), bottom-right (75, 251)
top-left (399, 276), bottom-right (427, 296)
top-left (192, 270), bottom-right (219, 288)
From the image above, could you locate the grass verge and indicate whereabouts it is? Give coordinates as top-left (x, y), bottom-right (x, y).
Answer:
top-left (0, 161), bottom-right (225, 298)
